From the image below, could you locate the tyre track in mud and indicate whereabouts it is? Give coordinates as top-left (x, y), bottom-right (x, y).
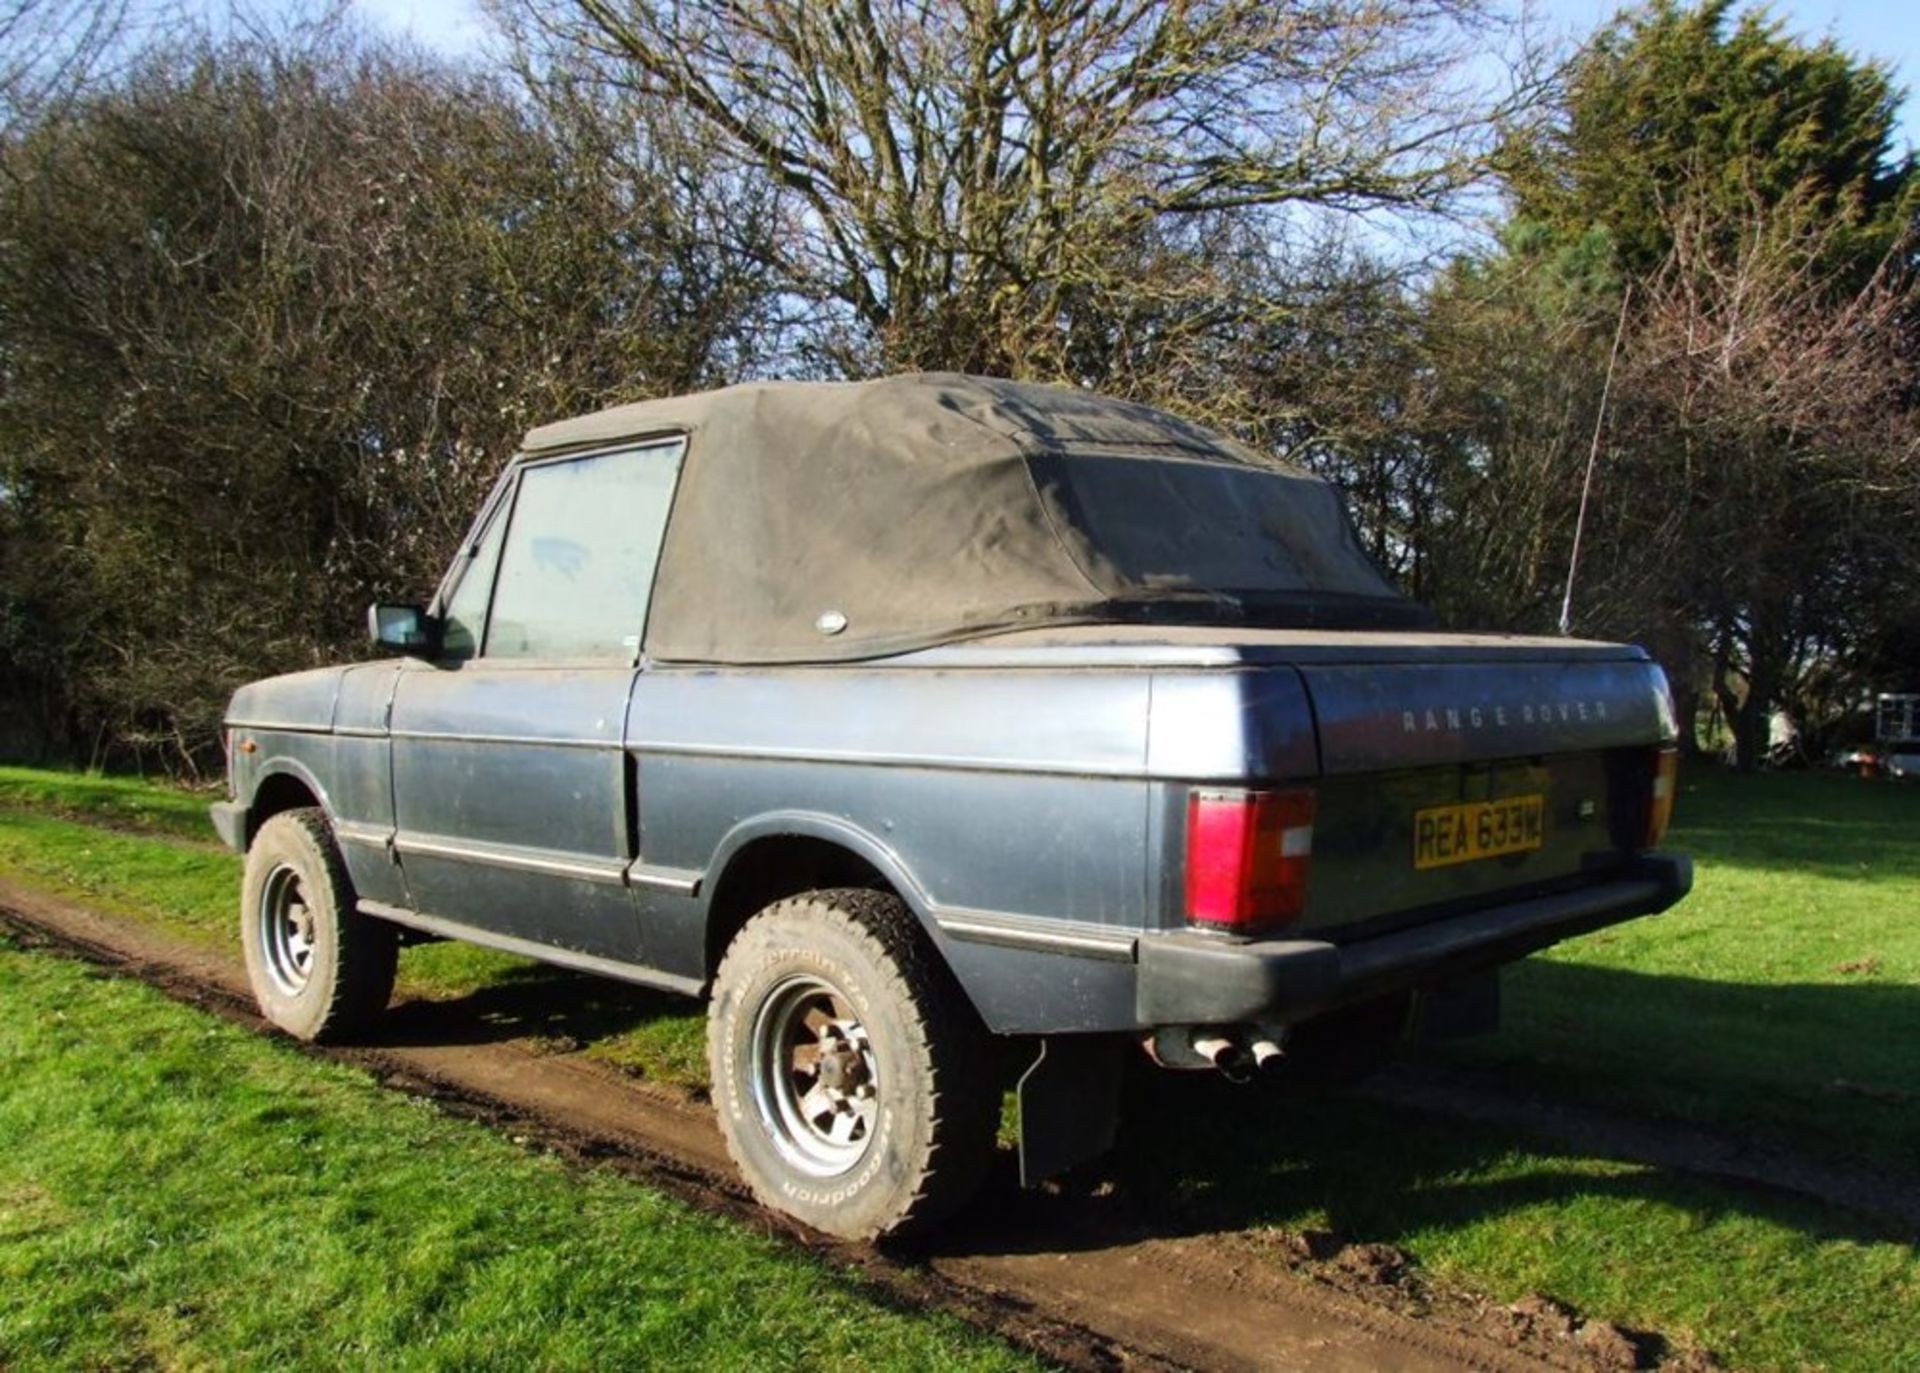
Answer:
top-left (0, 873), bottom-right (1676, 1373)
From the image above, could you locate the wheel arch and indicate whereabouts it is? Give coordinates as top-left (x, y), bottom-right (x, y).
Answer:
top-left (696, 813), bottom-right (1128, 1197)
top-left (699, 812), bottom-right (945, 981)
top-left (243, 758), bottom-right (333, 846)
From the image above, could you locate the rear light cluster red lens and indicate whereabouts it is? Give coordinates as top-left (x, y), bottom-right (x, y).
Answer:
top-left (1185, 787), bottom-right (1315, 935)
top-left (1645, 746), bottom-right (1678, 847)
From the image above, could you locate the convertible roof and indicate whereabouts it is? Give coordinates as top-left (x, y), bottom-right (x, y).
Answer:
top-left (519, 373), bottom-right (1412, 664)
top-left (523, 371), bottom-right (1250, 459)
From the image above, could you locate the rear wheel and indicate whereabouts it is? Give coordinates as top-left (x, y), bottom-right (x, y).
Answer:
top-left (708, 889), bottom-right (998, 1240)
top-left (240, 808), bottom-right (397, 1042)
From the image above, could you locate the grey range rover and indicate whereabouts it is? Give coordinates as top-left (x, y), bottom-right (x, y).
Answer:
top-left (211, 374), bottom-right (1690, 1238)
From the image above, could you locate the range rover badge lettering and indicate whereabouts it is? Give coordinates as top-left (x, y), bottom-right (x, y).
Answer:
top-left (1401, 699), bottom-right (1610, 735)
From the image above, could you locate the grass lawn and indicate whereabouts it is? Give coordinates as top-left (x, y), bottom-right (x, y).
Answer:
top-left (0, 935), bottom-right (1033, 1371)
top-left (3, 761), bottom-right (1918, 1369)
top-left (0, 766), bottom-right (709, 1088)
top-left (1447, 766), bottom-right (1920, 1176)
top-left (0, 765), bottom-right (217, 840)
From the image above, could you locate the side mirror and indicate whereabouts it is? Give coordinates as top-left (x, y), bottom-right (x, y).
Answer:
top-left (368, 603), bottom-right (433, 654)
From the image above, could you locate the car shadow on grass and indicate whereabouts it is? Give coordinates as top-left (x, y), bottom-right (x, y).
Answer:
top-left (934, 962), bottom-right (1920, 1266)
top-left (1447, 959), bottom-right (1920, 1185)
top-left (1075, 945), bottom-right (1920, 1257)
top-left (378, 965), bottom-right (704, 1064)
top-left (362, 899), bottom-right (1915, 1261)
top-left (922, 1062), bottom-right (1913, 1279)
top-left (1093, 1067), bottom-right (1916, 1252)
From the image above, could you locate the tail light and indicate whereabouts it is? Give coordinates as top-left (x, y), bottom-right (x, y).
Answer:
top-left (1644, 747), bottom-right (1678, 847)
top-left (1185, 787), bottom-right (1315, 935)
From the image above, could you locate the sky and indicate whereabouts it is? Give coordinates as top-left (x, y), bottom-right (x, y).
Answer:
top-left (347, 0), bottom-right (1915, 150)
top-left (351, 0), bottom-right (492, 56)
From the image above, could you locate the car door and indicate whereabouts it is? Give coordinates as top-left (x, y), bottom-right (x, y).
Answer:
top-left (388, 437), bottom-right (687, 963)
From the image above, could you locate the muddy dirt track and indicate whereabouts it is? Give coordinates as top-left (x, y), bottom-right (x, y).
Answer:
top-left (0, 873), bottom-right (1793, 1372)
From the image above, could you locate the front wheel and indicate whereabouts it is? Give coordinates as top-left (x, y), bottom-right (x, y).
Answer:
top-left (708, 889), bottom-right (998, 1240)
top-left (240, 808), bottom-right (397, 1042)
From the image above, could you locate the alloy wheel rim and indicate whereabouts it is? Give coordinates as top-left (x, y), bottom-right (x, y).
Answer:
top-left (258, 864), bottom-right (317, 996)
top-left (748, 973), bottom-right (880, 1177)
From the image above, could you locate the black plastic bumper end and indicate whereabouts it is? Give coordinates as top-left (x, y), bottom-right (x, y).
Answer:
top-left (209, 801), bottom-right (247, 853)
top-left (1137, 852), bottom-right (1692, 1026)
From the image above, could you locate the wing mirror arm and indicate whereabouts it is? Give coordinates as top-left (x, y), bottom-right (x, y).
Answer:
top-left (367, 603), bottom-right (439, 657)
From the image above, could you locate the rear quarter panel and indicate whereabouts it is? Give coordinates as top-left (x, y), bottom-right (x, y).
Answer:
top-left (627, 665), bottom-right (1160, 1032)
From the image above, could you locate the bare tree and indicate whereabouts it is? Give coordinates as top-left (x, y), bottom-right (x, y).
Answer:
top-left (503, 0), bottom-right (1526, 375)
top-left (1609, 194), bottom-right (1920, 766)
top-left (1354, 181), bottom-right (1920, 767)
top-left (0, 0), bottom-right (147, 130)
top-left (0, 25), bottom-right (780, 772)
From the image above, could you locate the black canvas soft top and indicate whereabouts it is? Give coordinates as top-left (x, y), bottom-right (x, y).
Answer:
top-left (519, 372), bottom-right (1420, 664)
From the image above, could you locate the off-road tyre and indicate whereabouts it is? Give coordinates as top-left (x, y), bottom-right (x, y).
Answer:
top-left (240, 808), bottom-right (398, 1043)
top-left (708, 888), bottom-right (999, 1241)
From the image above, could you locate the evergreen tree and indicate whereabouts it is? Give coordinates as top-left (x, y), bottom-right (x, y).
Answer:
top-left (1502, 0), bottom-right (1914, 281)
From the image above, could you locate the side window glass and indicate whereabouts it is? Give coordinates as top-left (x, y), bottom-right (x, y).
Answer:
top-left (438, 500), bottom-right (509, 662)
top-left (485, 441), bottom-right (684, 660)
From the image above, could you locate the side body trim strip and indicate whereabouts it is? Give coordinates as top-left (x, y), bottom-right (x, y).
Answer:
top-left (627, 737), bottom-right (1148, 779)
top-left (934, 907), bottom-right (1139, 962)
top-left (392, 832), bottom-right (627, 885)
top-left (358, 900), bottom-right (705, 998)
top-left (388, 728), bottom-right (619, 751)
top-left (332, 820), bottom-right (392, 851)
top-left (626, 862), bottom-right (703, 895)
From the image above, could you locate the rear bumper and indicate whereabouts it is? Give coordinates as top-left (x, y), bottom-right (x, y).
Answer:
top-left (1136, 852), bottom-right (1692, 1026)
top-left (209, 801), bottom-right (248, 853)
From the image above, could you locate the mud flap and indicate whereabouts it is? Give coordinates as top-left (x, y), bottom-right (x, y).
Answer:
top-left (1016, 1034), bottom-right (1125, 1187)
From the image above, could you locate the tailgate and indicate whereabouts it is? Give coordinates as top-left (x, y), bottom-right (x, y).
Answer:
top-left (1296, 656), bottom-right (1667, 939)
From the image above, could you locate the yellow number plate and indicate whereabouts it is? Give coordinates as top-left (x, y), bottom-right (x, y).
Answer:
top-left (1413, 795), bottom-right (1546, 869)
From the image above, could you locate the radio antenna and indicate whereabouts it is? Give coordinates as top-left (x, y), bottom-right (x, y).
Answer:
top-left (1559, 283), bottom-right (1632, 637)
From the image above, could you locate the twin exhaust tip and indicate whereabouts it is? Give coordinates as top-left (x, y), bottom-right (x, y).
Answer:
top-left (1184, 1030), bottom-right (1286, 1081)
